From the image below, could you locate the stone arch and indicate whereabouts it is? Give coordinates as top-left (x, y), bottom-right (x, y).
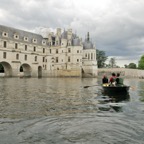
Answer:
top-left (0, 61), bottom-right (12, 77)
top-left (38, 66), bottom-right (42, 78)
top-left (20, 63), bottom-right (32, 77)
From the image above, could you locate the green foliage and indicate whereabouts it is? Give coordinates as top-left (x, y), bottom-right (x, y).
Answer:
top-left (96, 49), bottom-right (108, 68)
top-left (128, 63), bottom-right (137, 69)
top-left (109, 57), bottom-right (116, 68)
top-left (138, 55), bottom-right (144, 69)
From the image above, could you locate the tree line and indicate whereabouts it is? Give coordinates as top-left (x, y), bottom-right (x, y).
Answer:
top-left (96, 49), bottom-right (144, 69)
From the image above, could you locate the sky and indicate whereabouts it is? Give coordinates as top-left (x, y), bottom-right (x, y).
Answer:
top-left (1, 0), bottom-right (144, 67)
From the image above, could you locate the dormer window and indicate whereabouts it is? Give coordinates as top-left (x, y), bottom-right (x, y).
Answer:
top-left (32, 38), bottom-right (37, 43)
top-left (24, 37), bottom-right (28, 41)
top-left (2, 32), bottom-right (8, 37)
top-left (42, 40), bottom-right (46, 45)
top-left (14, 34), bottom-right (19, 39)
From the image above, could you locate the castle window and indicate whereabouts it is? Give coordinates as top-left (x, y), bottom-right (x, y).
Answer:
top-left (14, 34), bottom-right (19, 39)
top-left (50, 49), bottom-right (51, 53)
top-left (68, 48), bottom-right (71, 53)
top-left (85, 54), bottom-right (87, 57)
top-left (24, 37), bottom-right (28, 41)
top-left (3, 52), bottom-right (6, 59)
top-left (35, 56), bottom-right (37, 61)
top-left (16, 54), bottom-right (19, 60)
top-left (33, 46), bottom-right (36, 52)
top-left (3, 41), bottom-right (7, 48)
top-left (56, 57), bottom-right (58, 63)
top-left (68, 56), bottom-right (70, 62)
top-left (91, 53), bottom-right (93, 60)
top-left (43, 57), bottom-right (45, 62)
top-left (2, 32), bottom-right (8, 37)
top-left (43, 48), bottom-right (45, 53)
top-left (77, 59), bottom-right (79, 62)
top-left (25, 45), bottom-right (27, 51)
top-left (56, 49), bottom-right (58, 53)
top-left (32, 39), bottom-right (37, 43)
top-left (77, 50), bottom-right (79, 53)
top-left (15, 43), bottom-right (18, 49)
top-left (25, 55), bottom-right (27, 61)
top-left (42, 40), bottom-right (46, 45)
top-left (88, 53), bottom-right (90, 60)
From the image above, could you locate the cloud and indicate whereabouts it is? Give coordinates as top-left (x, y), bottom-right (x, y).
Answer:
top-left (0, 0), bottom-right (144, 66)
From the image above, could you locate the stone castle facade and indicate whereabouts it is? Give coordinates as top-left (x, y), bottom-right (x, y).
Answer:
top-left (0, 25), bottom-right (97, 77)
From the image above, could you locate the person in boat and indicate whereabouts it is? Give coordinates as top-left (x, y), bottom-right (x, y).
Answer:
top-left (109, 73), bottom-right (116, 86)
top-left (115, 73), bottom-right (124, 86)
top-left (102, 75), bottom-right (108, 84)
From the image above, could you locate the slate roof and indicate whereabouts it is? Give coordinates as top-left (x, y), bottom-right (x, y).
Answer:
top-left (0, 25), bottom-right (46, 46)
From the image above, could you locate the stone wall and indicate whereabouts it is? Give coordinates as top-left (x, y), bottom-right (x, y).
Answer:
top-left (98, 68), bottom-right (144, 78)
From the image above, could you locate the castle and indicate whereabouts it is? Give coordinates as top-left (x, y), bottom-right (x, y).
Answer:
top-left (0, 25), bottom-right (97, 77)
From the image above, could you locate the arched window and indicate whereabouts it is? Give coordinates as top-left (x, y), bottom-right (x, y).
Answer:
top-left (35, 56), bottom-right (37, 61)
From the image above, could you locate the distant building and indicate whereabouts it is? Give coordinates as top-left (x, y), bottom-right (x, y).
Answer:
top-left (0, 25), bottom-right (97, 77)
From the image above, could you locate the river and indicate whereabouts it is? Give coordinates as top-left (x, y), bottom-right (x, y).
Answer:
top-left (0, 77), bottom-right (144, 144)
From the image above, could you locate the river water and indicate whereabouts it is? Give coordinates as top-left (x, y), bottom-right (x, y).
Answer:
top-left (0, 77), bottom-right (144, 144)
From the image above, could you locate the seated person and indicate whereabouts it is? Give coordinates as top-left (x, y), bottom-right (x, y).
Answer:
top-left (109, 73), bottom-right (116, 86)
top-left (102, 75), bottom-right (108, 84)
top-left (115, 73), bottom-right (124, 86)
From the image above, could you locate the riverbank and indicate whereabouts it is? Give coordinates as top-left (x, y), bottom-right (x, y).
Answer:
top-left (98, 68), bottom-right (144, 78)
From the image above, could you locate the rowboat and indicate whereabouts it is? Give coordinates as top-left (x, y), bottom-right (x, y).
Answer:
top-left (102, 84), bottom-right (130, 102)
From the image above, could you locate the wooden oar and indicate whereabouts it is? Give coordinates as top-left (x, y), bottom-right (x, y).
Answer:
top-left (83, 85), bottom-right (100, 88)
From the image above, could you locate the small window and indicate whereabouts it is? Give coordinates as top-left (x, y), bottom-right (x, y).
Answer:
top-left (68, 56), bottom-right (70, 62)
top-left (3, 41), bottom-right (7, 48)
top-left (50, 49), bottom-right (51, 53)
top-left (14, 34), bottom-right (19, 39)
top-left (56, 49), bottom-right (58, 53)
top-left (91, 53), bottom-right (93, 60)
top-left (24, 37), bottom-right (28, 41)
top-left (56, 57), bottom-right (58, 63)
top-left (77, 50), bottom-right (79, 53)
top-left (42, 40), bottom-right (46, 45)
top-left (33, 39), bottom-right (37, 43)
top-left (35, 56), bottom-right (37, 61)
top-left (25, 55), bottom-right (27, 61)
top-left (16, 54), bottom-right (19, 60)
top-left (43, 48), bottom-right (45, 53)
top-left (15, 43), bottom-right (18, 49)
top-left (68, 48), bottom-right (71, 53)
top-left (2, 32), bottom-right (8, 37)
top-left (77, 59), bottom-right (79, 62)
top-left (3, 52), bottom-right (6, 59)
top-left (43, 57), bottom-right (45, 62)
top-left (25, 45), bottom-right (27, 51)
top-left (34, 46), bottom-right (36, 52)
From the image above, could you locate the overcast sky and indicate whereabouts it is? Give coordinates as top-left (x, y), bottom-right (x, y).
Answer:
top-left (1, 0), bottom-right (144, 67)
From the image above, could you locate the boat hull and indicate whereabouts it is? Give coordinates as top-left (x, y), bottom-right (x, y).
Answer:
top-left (102, 86), bottom-right (130, 95)
top-left (102, 86), bottom-right (130, 102)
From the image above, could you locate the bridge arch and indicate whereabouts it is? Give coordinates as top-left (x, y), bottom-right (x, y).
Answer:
top-left (20, 63), bottom-right (32, 77)
top-left (0, 61), bottom-right (12, 77)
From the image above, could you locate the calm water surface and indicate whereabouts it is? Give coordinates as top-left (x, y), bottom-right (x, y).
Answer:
top-left (0, 77), bottom-right (144, 144)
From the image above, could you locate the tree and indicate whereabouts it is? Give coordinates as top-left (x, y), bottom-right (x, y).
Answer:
top-left (96, 49), bottom-right (108, 68)
top-left (124, 64), bottom-right (128, 68)
top-left (138, 55), bottom-right (144, 69)
top-left (109, 57), bottom-right (116, 68)
top-left (128, 63), bottom-right (137, 69)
